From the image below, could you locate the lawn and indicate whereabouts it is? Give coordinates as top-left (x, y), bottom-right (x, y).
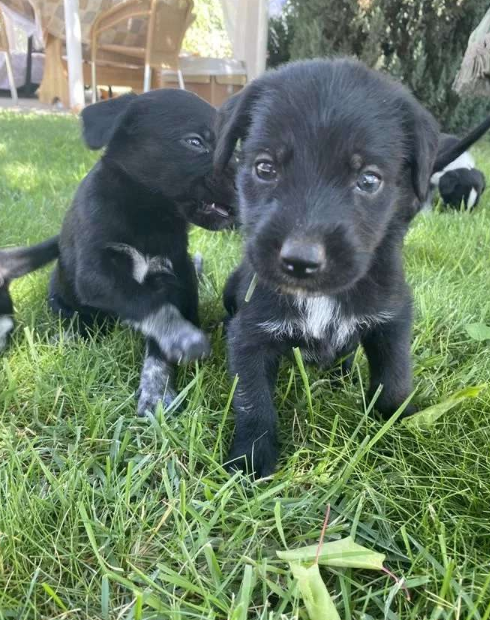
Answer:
top-left (0, 109), bottom-right (489, 620)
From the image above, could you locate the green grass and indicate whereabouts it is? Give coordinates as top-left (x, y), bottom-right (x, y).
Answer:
top-left (1, 109), bottom-right (490, 620)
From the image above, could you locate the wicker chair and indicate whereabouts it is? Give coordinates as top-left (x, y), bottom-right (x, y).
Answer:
top-left (0, 6), bottom-right (18, 103)
top-left (90, 0), bottom-right (195, 101)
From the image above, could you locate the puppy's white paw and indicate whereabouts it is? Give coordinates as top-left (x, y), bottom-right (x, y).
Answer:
top-left (136, 385), bottom-right (176, 417)
top-left (49, 325), bottom-right (80, 344)
top-left (161, 326), bottom-right (211, 363)
top-left (139, 305), bottom-right (211, 363)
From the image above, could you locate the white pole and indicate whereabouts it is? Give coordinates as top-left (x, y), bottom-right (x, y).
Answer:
top-left (4, 51), bottom-right (18, 105)
top-left (256, 0), bottom-right (268, 77)
top-left (143, 63), bottom-right (152, 92)
top-left (233, 0), bottom-right (268, 81)
top-left (63, 0), bottom-right (85, 111)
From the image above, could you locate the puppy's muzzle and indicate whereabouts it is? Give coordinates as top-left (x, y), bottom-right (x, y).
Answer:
top-left (279, 238), bottom-right (327, 279)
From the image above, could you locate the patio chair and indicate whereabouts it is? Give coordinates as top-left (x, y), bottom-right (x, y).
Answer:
top-left (0, 6), bottom-right (18, 104)
top-left (90, 0), bottom-right (195, 102)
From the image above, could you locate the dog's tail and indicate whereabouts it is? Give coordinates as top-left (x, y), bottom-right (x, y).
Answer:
top-left (433, 115), bottom-right (490, 173)
top-left (0, 236), bottom-right (59, 283)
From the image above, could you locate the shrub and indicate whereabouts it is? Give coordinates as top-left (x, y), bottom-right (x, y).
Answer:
top-left (268, 10), bottom-right (295, 69)
top-left (269, 0), bottom-right (490, 133)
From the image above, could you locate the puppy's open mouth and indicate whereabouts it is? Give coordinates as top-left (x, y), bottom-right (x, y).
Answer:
top-left (200, 201), bottom-right (233, 219)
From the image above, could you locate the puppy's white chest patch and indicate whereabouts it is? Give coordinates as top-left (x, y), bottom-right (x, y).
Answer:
top-left (296, 297), bottom-right (342, 340)
top-left (108, 243), bottom-right (174, 283)
top-left (296, 297), bottom-right (366, 346)
top-left (259, 296), bottom-right (393, 349)
top-left (259, 297), bottom-right (350, 345)
top-left (0, 315), bottom-right (14, 351)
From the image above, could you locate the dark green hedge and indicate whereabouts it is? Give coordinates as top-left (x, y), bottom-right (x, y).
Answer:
top-left (267, 0), bottom-right (490, 133)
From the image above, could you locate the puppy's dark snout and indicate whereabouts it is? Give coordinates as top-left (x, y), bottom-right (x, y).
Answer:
top-left (279, 238), bottom-right (326, 278)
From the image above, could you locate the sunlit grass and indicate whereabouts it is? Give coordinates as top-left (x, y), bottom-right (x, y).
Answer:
top-left (0, 110), bottom-right (489, 619)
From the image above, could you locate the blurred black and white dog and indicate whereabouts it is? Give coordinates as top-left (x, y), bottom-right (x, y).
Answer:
top-left (424, 122), bottom-right (490, 210)
top-left (49, 89), bottom-right (237, 415)
top-left (215, 58), bottom-right (487, 478)
top-left (0, 237), bottom-right (59, 351)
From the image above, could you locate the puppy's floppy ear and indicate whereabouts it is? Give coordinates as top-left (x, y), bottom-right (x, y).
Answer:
top-left (81, 92), bottom-right (138, 150)
top-left (214, 82), bottom-right (262, 172)
top-left (405, 101), bottom-right (439, 202)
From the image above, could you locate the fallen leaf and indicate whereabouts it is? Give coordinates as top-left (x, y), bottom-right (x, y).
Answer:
top-left (465, 323), bottom-right (490, 342)
top-left (402, 385), bottom-right (486, 428)
top-left (289, 562), bottom-right (341, 620)
top-left (277, 536), bottom-right (385, 570)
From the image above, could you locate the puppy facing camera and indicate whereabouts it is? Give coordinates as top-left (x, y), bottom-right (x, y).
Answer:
top-left (216, 57), bottom-right (490, 479)
top-left (49, 89), bottom-right (237, 416)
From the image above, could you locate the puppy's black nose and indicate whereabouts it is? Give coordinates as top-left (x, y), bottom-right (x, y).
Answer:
top-left (279, 239), bottom-right (326, 278)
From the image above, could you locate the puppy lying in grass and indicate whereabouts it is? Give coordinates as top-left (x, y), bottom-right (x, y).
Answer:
top-left (0, 237), bottom-right (59, 352)
top-left (215, 57), bottom-right (462, 478)
top-left (49, 90), bottom-right (236, 415)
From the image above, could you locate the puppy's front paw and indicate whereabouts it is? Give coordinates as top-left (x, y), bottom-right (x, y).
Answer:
top-left (136, 384), bottom-right (177, 417)
top-left (328, 354), bottom-right (355, 389)
top-left (226, 433), bottom-right (278, 479)
top-left (163, 327), bottom-right (211, 364)
top-left (375, 399), bottom-right (417, 420)
top-left (397, 402), bottom-right (417, 419)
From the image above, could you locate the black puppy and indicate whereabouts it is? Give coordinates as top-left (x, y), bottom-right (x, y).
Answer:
top-left (49, 89), bottom-right (236, 415)
top-left (432, 115), bottom-right (490, 172)
top-left (438, 167), bottom-right (485, 210)
top-left (0, 237), bottom-right (59, 351)
top-left (424, 130), bottom-right (488, 210)
top-left (215, 58), bottom-right (442, 478)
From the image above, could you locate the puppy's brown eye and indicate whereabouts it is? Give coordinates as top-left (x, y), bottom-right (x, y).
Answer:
top-left (357, 172), bottom-right (382, 194)
top-left (255, 160), bottom-right (277, 181)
